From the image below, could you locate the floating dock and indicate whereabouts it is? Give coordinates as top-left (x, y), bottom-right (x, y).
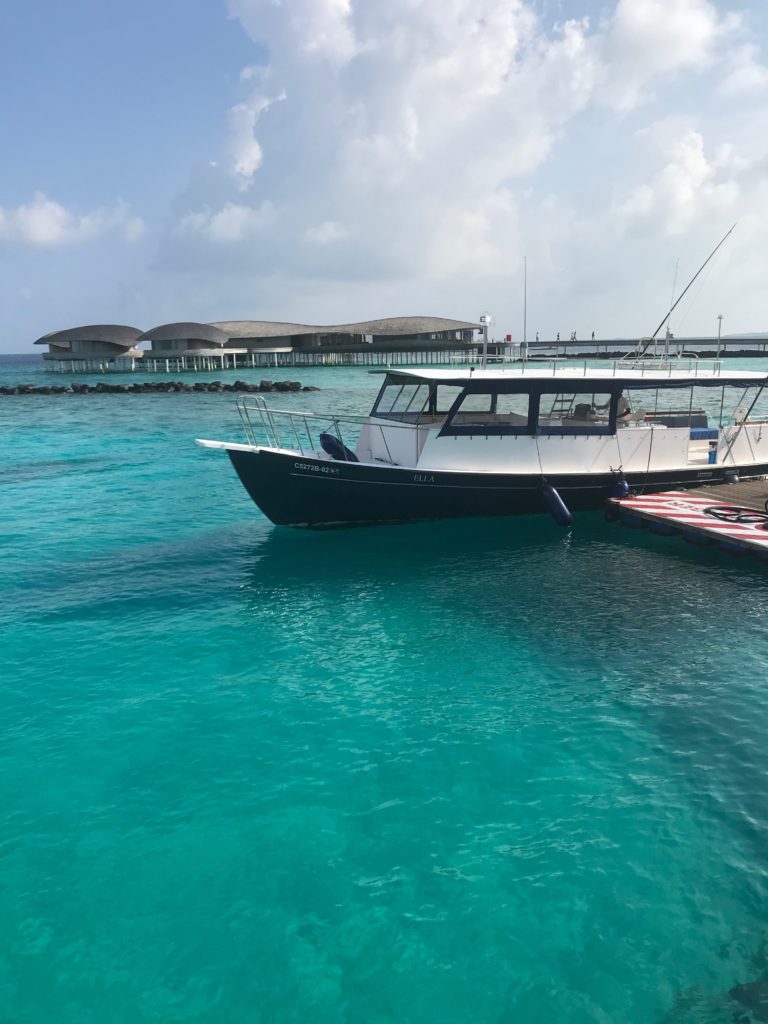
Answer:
top-left (609, 481), bottom-right (768, 557)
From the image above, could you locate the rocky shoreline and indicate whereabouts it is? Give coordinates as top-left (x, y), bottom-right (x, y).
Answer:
top-left (0, 379), bottom-right (320, 396)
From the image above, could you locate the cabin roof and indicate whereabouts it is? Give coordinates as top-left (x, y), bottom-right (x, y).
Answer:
top-left (376, 366), bottom-right (768, 387)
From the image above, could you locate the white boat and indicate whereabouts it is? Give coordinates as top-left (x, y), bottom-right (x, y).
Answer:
top-left (197, 361), bottom-right (768, 527)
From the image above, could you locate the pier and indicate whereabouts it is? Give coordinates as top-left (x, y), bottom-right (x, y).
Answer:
top-left (525, 336), bottom-right (768, 359)
top-left (609, 481), bottom-right (768, 558)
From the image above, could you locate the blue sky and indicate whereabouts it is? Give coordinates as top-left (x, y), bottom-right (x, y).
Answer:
top-left (2, 0), bottom-right (768, 351)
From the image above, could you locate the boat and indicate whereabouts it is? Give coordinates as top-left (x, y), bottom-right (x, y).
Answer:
top-left (196, 361), bottom-right (768, 527)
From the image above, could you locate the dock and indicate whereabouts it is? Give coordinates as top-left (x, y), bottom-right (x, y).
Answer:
top-left (609, 480), bottom-right (768, 557)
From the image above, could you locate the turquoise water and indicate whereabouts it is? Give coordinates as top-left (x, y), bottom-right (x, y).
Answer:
top-left (3, 356), bottom-right (768, 1023)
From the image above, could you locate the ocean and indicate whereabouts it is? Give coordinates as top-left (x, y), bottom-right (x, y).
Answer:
top-left (2, 353), bottom-right (768, 1023)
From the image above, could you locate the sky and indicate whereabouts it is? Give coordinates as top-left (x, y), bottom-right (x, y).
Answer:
top-left (2, 0), bottom-right (768, 352)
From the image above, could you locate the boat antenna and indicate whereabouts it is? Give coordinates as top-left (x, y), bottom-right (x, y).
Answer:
top-left (662, 257), bottom-right (679, 359)
top-left (639, 224), bottom-right (736, 357)
top-left (523, 255), bottom-right (528, 346)
top-left (669, 257), bottom-right (680, 313)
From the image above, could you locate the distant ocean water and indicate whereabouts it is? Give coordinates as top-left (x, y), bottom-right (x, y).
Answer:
top-left (2, 353), bottom-right (768, 1023)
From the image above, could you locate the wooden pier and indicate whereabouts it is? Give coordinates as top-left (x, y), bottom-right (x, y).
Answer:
top-left (609, 480), bottom-right (768, 557)
top-left (526, 336), bottom-right (768, 359)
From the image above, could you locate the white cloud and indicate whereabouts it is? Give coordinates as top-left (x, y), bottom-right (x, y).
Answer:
top-left (176, 200), bottom-right (277, 242)
top-left (0, 193), bottom-right (145, 247)
top-left (599, 0), bottom-right (729, 112)
top-left (217, 0), bottom-right (604, 283)
top-left (426, 191), bottom-right (519, 278)
top-left (305, 220), bottom-right (348, 243)
top-left (617, 129), bottom-right (740, 234)
top-left (719, 43), bottom-right (768, 95)
top-left (228, 0), bottom-right (357, 65)
top-left (122, 216), bottom-right (147, 242)
top-left (229, 90), bottom-right (286, 188)
top-left (153, 0), bottom-right (768, 337)
top-left (219, 0), bottom-right (743, 274)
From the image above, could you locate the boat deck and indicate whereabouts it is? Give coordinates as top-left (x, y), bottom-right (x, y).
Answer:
top-left (609, 480), bottom-right (768, 556)
top-left (673, 479), bottom-right (768, 510)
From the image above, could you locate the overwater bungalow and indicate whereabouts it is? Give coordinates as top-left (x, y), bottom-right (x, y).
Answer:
top-left (35, 316), bottom-right (487, 372)
top-left (138, 322), bottom-right (243, 372)
top-left (34, 325), bottom-right (143, 372)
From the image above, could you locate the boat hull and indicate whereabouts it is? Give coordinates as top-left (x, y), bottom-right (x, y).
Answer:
top-left (227, 448), bottom-right (768, 527)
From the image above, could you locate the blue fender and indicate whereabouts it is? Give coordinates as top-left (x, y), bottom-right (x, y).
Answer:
top-left (541, 480), bottom-right (573, 527)
top-left (610, 473), bottom-right (630, 499)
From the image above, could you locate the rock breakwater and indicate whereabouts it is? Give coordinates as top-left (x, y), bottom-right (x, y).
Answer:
top-left (0, 380), bottom-right (321, 396)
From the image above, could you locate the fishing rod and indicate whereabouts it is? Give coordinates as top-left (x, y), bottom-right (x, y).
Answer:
top-left (638, 223), bottom-right (736, 357)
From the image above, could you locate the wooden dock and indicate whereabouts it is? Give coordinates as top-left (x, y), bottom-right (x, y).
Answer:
top-left (609, 480), bottom-right (768, 557)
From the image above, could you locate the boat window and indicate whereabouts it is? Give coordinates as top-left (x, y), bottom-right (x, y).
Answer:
top-left (634, 384), bottom-right (768, 430)
top-left (639, 386), bottom-right (714, 429)
top-left (433, 385), bottom-right (463, 413)
top-left (440, 389), bottom-right (532, 435)
top-left (495, 393), bottom-right (531, 421)
top-left (372, 382), bottom-right (431, 422)
top-left (453, 393), bottom-right (493, 417)
top-left (536, 392), bottom-right (613, 435)
top-left (723, 385), bottom-right (768, 426)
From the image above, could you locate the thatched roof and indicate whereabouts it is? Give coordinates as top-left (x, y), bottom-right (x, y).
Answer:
top-left (34, 325), bottom-right (143, 347)
top-left (138, 323), bottom-right (229, 346)
top-left (211, 316), bottom-right (480, 340)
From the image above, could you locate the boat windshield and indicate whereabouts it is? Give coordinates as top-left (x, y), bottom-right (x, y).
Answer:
top-left (372, 379), bottom-right (462, 423)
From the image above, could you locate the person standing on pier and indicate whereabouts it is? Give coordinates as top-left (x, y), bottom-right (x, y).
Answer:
top-left (556, 332), bottom-right (560, 342)
top-left (591, 331), bottom-right (595, 342)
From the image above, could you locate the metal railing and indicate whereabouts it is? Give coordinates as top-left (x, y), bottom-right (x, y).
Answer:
top-left (236, 397), bottom-right (427, 464)
top-left (513, 357), bottom-right (727, 376)
top-left (613, 356), bottom-right (724, 375)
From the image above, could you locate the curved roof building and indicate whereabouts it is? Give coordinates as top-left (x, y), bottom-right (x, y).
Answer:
top-left (34, 325), bottom-right (144, 362)
top-left (35, 314), bottom-right (482, 372)
top-left (212, 316), bottom-right (479, 340)
top-left (138, 322), bottom-right (230, 356)
top-left (35, 324), bottom-right (142, 347)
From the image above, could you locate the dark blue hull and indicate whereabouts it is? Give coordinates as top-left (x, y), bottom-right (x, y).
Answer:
top-left (226, 448), bottom-right (768, 527)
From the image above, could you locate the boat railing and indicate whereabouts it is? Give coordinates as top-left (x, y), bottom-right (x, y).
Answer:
top-left (613, 356), bottom-right (724, 376)
top-left (517, 357), bottom-right (726, 377)
top-left (236, 397), bottom-right (424, 463)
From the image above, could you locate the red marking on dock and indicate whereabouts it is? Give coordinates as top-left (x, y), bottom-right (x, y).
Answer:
top-left (611, 490), bottom-right (768, 554)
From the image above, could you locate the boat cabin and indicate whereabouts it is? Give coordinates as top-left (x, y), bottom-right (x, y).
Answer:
top-left (357, 366), bottom-right (768, 473)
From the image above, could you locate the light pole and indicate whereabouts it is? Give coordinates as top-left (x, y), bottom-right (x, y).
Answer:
top-left (479, 312), bottom-right (493, 369)
top-left (717, 314), bottom-right (723, 360)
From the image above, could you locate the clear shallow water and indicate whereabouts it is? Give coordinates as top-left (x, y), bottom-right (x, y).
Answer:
top-left (2, 356), bottom-right (768, 1023)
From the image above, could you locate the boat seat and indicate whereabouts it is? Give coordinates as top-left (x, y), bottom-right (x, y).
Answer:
top-left (619, 410), bottom-right (646, 426)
